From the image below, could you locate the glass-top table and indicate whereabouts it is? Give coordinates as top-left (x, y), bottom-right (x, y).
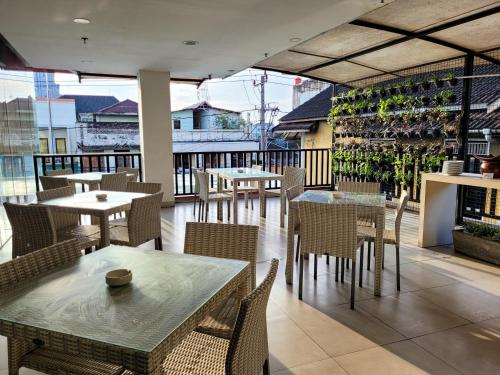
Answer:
top-left (206, 167), bottom-right (285, 226)
top-left (52, 172), bottom-right (136, 190)
top-left (287, 190), bottom-right (386, 296)
top-left (0, 245), bottom-right (250, 374)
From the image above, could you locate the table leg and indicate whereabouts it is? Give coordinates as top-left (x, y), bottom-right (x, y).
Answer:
top-left (280, 184), bottom-right (285, 228)
top-left (233, 183), bottom-right (238, 224)
top-left (100, 212), bottom-right (110, 247)
top-left (259, 181), bottom-right (266, 218)
top-left (286, 204), bottom-right (296, 284)
top-left (217, 176), bottom-right (223, 221)
top-left (373, 212), bottom-right (385, 296)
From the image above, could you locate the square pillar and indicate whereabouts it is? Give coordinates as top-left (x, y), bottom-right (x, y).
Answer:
top-left (137, 70), bottom-right (174, 206)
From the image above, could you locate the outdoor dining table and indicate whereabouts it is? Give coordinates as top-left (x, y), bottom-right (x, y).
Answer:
top-left (206, 167), bottom-right (285, 226)
top-left (52, 171), bottom-right (136, 191)
top-left (0, 245), bottom-right (250, 374)
top-left (287, 190), bottom-right (386, 296)
top-left (36, 190), bottom-right (147, 247)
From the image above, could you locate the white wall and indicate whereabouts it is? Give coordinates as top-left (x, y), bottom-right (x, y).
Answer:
top-left (173, 141), bottom-right (259, 153)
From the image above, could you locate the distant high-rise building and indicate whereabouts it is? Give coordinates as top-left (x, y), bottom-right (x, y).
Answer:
top-left (34, 72), bottom-right (60, 98)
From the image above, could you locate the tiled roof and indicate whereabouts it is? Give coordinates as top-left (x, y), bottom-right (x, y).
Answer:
top-left (59, 95), bottom-right (119, 114)
top-left (98, 99), bottom-right (138, 114)
top-left (469, 110), bottom-right (500, 130)
top-left (279, 85), bottom-right (333, 122)
top-left (176, 101), bottom-right (240, 114)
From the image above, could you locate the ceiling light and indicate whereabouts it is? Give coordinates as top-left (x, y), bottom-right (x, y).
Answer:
top-left (73, 18), bottom-right (91, 24)
top-left (182, 40), bottom-right (199, 46)
top-left (289, 37), bottom-right (302, 43)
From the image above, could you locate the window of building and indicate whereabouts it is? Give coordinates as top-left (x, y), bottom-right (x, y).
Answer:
top-left (39, 138), bottom-right (49, 154)
top-left (173, 119), bottom-right (181, 130)
top-left (55, 138), bottom-right (66, 154)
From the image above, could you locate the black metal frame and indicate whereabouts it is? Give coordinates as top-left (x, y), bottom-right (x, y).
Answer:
top-left (33, 152), bottom-right (142, 192)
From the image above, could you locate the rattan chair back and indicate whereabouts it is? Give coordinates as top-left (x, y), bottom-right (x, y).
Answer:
top-left (298, 202), bottom-right (358, 259)
top-left (126, 181), bottom-right (162, 194)
top-left (100, 172), bottom-right (127, 191)
top-left (37, 186), bottom-right (79, 230)
top-left (39, 176), bottom-right (70, 190)
top-left (0, 239), bottom-right (81, 291)
top-left (127, 192), bottom-right (163, 246)
top-left (395, 190), bottom-right (410, 244)
top-left (184, 222), bottom-right (259, 288)
top-left (226, 258), bottom-right (278, 375)
top-left (45, 168), bottom-right (72, 177)
top-left (283, 167), bottom-right (306, 190)
top-left (4, 203), bottom-right (57, 258)
top-left (117, 166), bottom-right (140, 181)
top-left (338, 181), bottom-right (380, 193)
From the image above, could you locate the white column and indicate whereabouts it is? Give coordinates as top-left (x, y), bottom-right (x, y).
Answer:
top-left (137, 70), bottom-right (174, 206)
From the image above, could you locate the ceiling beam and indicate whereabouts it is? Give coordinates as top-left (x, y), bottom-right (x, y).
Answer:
top-left (300, 6), bottom-right (500, 74)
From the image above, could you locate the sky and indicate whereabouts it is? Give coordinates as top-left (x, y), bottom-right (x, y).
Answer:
top-left (50, 68), bottom-right (299, 124)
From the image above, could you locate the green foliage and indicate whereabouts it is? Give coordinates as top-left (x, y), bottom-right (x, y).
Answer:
top-left (215, 114), bottom-right (245, 129)
top-left (463, 222), bottom-right (500, 241)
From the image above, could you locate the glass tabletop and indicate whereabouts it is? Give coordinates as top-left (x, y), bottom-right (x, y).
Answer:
top-left (206, 167), bottom-right (282, 179)
top-left (0, 246), bottom-right (249, 353)
top-left (53, 172), bottom-right (134, 182)
top-left (292, 190), bottom-right (386, 207)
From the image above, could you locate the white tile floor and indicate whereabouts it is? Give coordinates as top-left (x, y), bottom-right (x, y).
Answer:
top-left (1, 198), bottom-right (500, 374)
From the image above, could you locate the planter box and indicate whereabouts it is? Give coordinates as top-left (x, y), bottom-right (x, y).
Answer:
top-left (453, 229), bottom-right (500, 266)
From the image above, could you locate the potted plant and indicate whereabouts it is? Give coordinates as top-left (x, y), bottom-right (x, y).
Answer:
top-left (397, 83), bottom-right (407, 94)
top-left (453, 222), bottom-right (500, 266)
top-left (419, 95), bottom-right (430, 106)
top-left (389, 85), bottom-right (398, 95)
top-left (407, 79), bottom-right (419, 93)
top-left (368, 102), bottom-right (378, 112)
top-left (441, 89), bottom-right (457, 104)
top-left (420, 80), bottom-right (431, 91)
top-left (445, 72), bottom-right (458, 87)
top-left (431, 75), bottom-right (445, 88)
top-left (378, 87), bottom-right (387, 98)
top-left (433, 94), bottom-right (445, 106)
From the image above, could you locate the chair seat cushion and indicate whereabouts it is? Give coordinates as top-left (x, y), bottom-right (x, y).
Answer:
top-left (21, 347), bottom-right (124, 375)
top-left (160, 331), bottom-right (228, 375)
top-left (357, 226), bottom-right (396, 244)
top-left (195, 294), bottom-right (240, 339)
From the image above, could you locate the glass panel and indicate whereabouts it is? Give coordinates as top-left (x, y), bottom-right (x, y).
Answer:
top-left (0, 70), bottom-right (36, 248)
top-left (39, 138), bottom-right (49, 153)
top-left (55, 137), bottom-right (66, 153)
top-left (293, 190), bottom-right (386, 207)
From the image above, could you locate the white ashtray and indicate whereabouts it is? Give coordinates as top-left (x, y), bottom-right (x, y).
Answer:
top-left (105, 269), bottom-right (132, 287)
top-left (96, 193), bottom-right (108, 201)
top-left (332, 192), bottom-right (345, 199)
top-left (237, 168), bottom-right (245, 173)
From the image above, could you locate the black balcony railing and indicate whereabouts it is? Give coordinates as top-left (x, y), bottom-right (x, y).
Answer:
top-left (173, 149), bottom-right (331, 196)
top-left (33, 153), bottom-right (142, 191)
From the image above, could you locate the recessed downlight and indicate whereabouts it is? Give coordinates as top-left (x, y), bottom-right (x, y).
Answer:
top-left (289, 37), bottom-right (302, 43)
top-left (227, 69), bottom-right (235, 73)
top-left (73, 18), bottom-right (91, 24)
top-left (182, 40), bottom-right (199, 46)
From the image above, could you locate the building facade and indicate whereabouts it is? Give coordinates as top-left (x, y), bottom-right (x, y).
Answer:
top-left (34, 72), bottom-right (60, 99)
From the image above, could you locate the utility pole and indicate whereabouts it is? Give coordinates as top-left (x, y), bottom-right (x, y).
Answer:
top-left (254, 71), bottom-right (268, 150)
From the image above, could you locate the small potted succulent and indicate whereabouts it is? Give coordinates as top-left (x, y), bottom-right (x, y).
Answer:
top-left (419, 95), bottom-right (431, 106)
top-left (389, 85), bottom-right (398, 95)
top-left (420, 80), bottom-right (431, 91)
top-left (407, 80), bottom-right (419, 93)
top-left (431, 75), bottom-right (445, 88)
top-left (453, 222), bottom-right (500, 265)
top-left (446, 72), bottom-right (458, 87)
top-left (397, 83), bottom-right (407, 94)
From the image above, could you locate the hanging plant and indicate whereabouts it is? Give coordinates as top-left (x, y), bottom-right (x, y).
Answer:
top-left (420, 80), bottom-right (431, 91)
top-left (445, 72), bottom-right (458, 87)
top-left (378, 87), bottom-right (387, 98)
top-left (431, 75), bottom-right (445, 88)
top-left (364, 86), bottom-right (376, 99)
top-left (368, 102), bottom-right (378, 112)
top-left (418, 111), bottom-right (428, 122)
top-left (433, 94), bottom-right (445, 106)
top-left (440, 89), bottom-right (457, 104)
top-left (389, 85), bottom-right (398, 95)
top-left (419, 95), bottom-right (430, 107)
top-left (397, 83), bottom-right (407, 94)
top-left (407, 79), bottom-right (419, 93)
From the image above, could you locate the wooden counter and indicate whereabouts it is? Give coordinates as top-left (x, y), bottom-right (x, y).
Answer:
top-left (418, 173), bottom-right (500, 247)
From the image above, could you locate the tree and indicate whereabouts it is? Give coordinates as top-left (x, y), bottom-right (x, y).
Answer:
top-left (215, 113), bottom-right (245, 129)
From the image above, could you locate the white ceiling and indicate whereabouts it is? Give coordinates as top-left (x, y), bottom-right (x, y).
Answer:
top-left (0, 0), bottom-right (390, 79)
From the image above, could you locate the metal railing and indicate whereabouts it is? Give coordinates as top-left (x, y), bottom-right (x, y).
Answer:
top-left (33, 153), bottom-right (142, 191)
top-left (173, 148), bottom-right (331, 196)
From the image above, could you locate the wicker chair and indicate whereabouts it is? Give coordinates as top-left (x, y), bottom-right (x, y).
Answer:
top-left (338, 181), bottom-right (381, 194)
top-left (158, 258), bottom-right (278, 375)
top-left (184, 222), bottom-right (258, 339)
top-left (45, 168), bottom-right (73, 177)
top-left (36, 186), bottom-right (100, 251)
top-left (100, 172), bottom-right (128, 191)
top-left (358, 190), bottom-right (409, 290)
top-left (40, 176), bottom-right (70, 190)
top-left (106, 192), bottom-right (163, 249)
top-left (286, 185), bottom-right (304, 263)
top-left (1, 239), bottom-right (128, 375)
top-left (196, 170), bottom-right (232, 222)
top-left (4, 203), bottom-right (57, 258)
top-left (298, 202), bottom-right (364, 309)
top-left (126, 181), bottom-right (162, 194)
top-left (117, 166), bottom-right (140, 182)
top-left (266, 166), bottom-right (306, 215)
